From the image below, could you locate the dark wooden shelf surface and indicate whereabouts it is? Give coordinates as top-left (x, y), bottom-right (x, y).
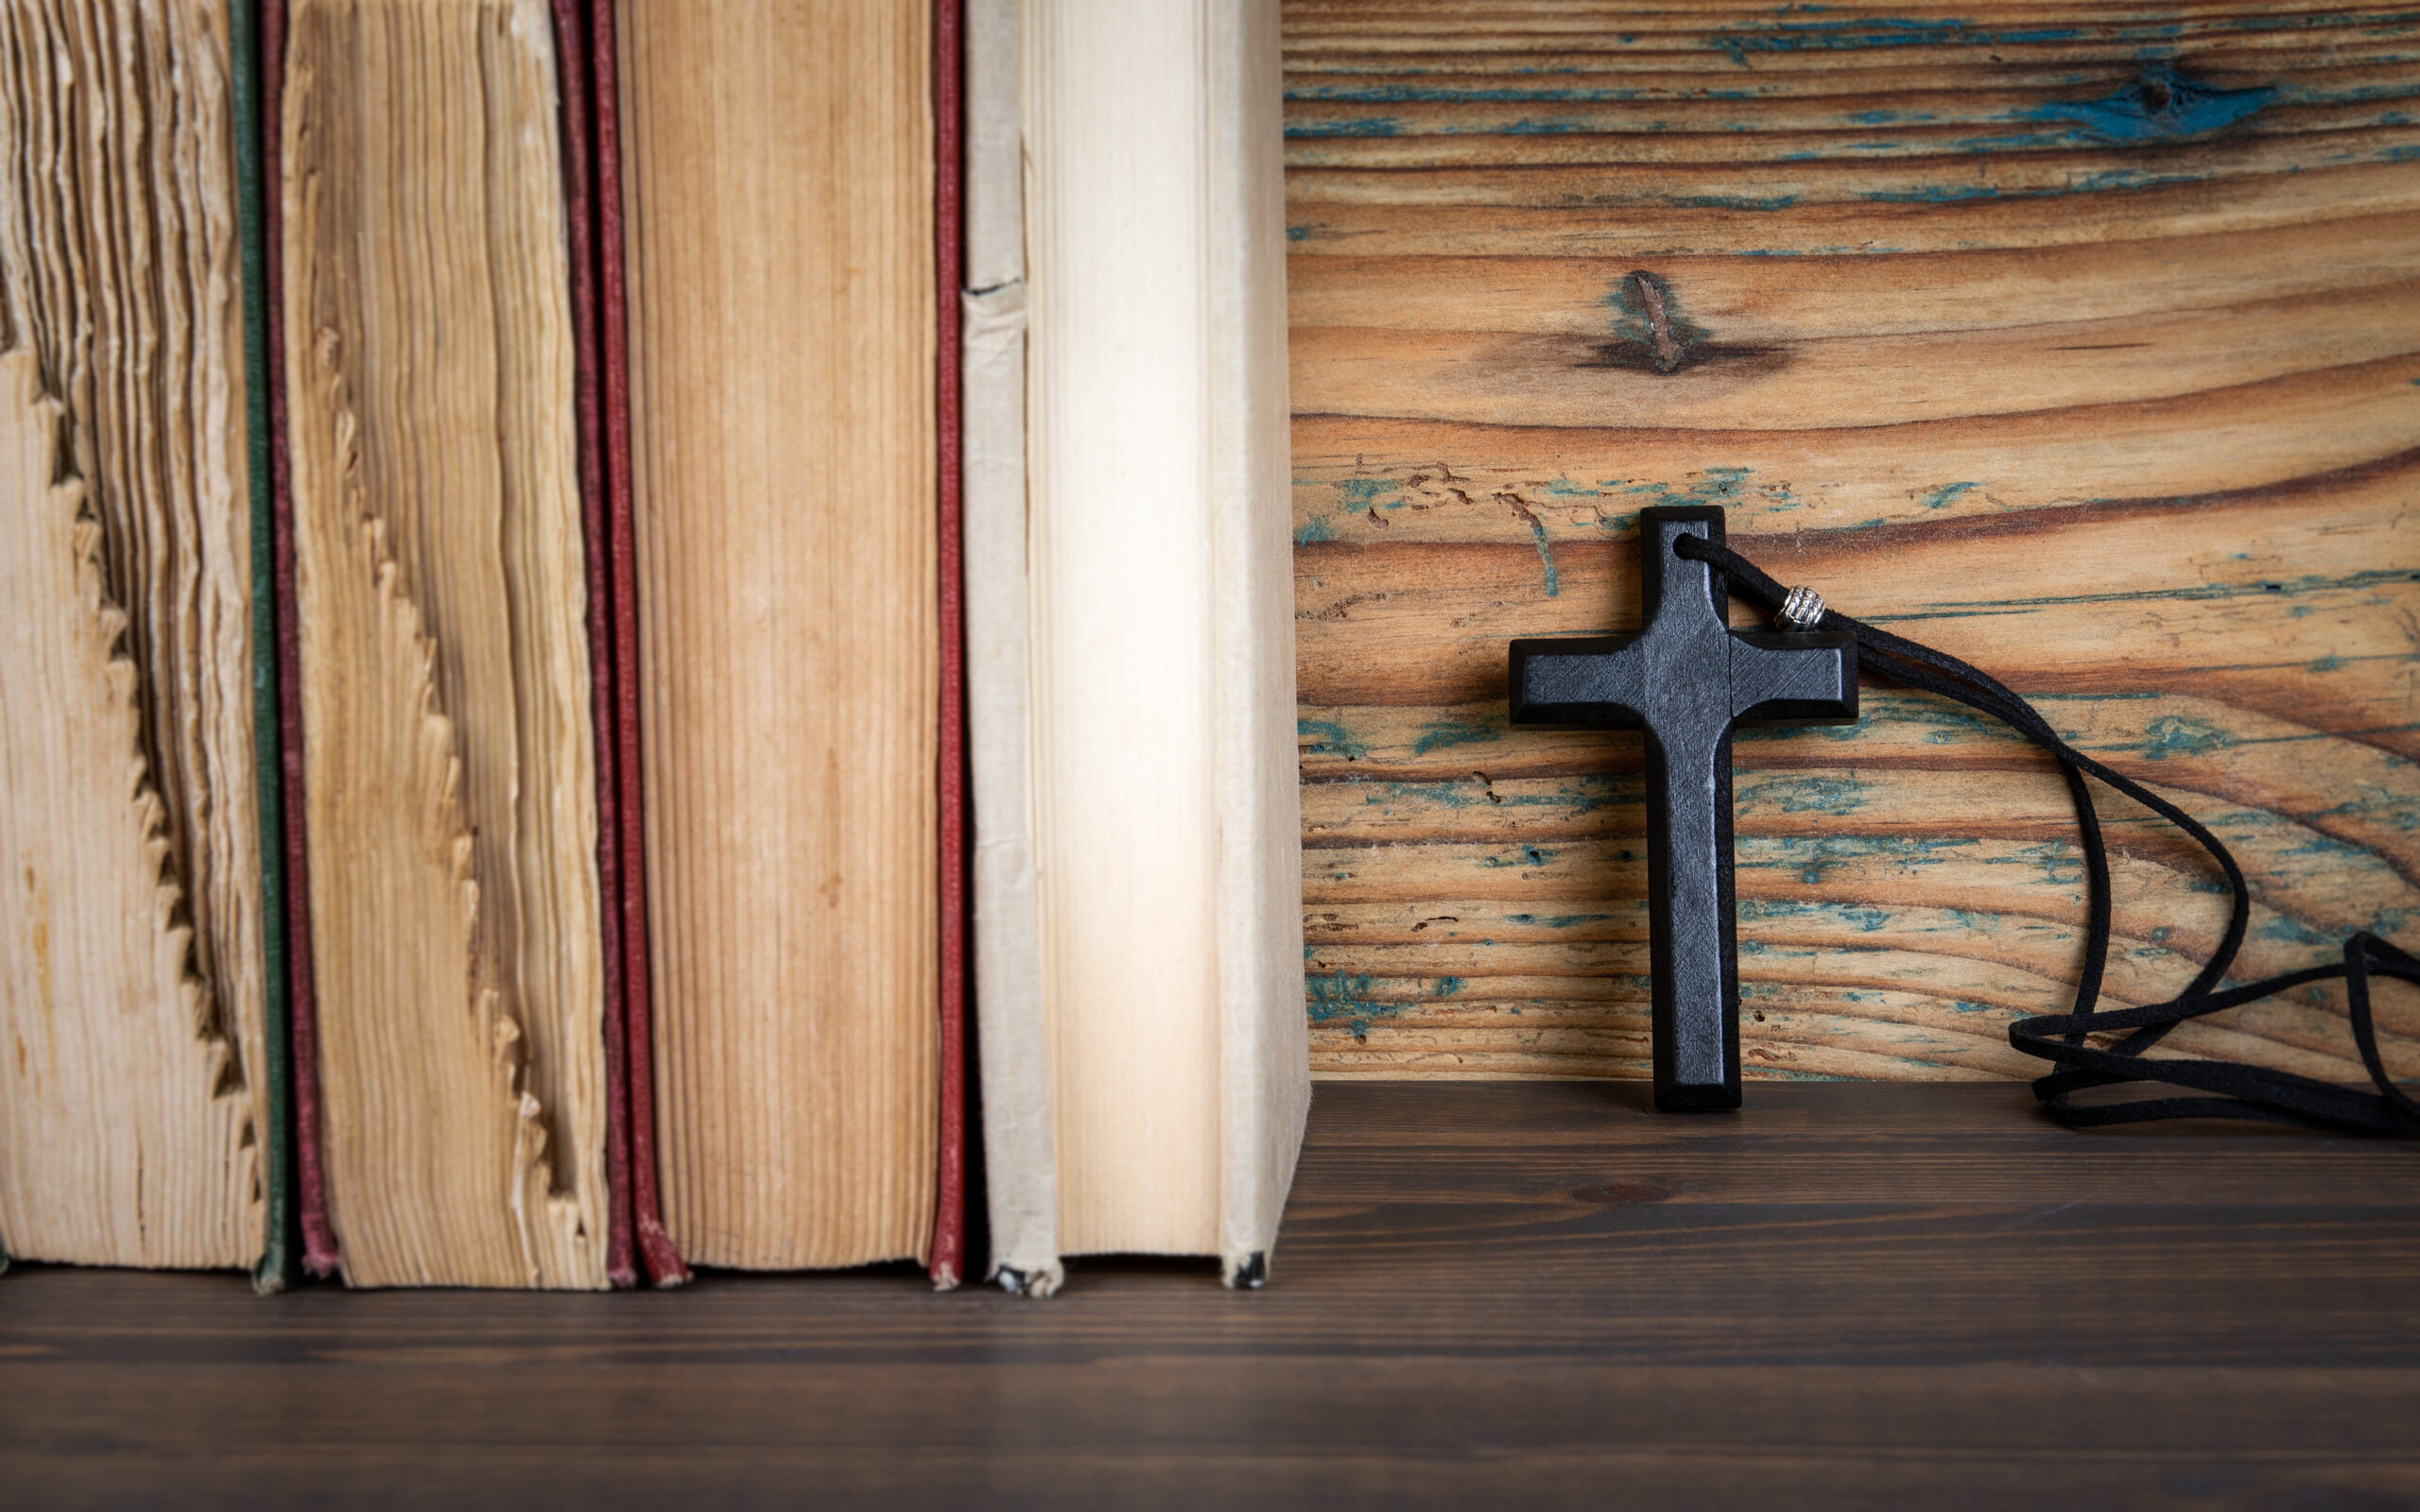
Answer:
top-left (5, 1082), bottom-right (2417, 1508)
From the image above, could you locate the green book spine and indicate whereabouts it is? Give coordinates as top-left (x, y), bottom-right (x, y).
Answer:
top-left (232, 0), bottom-right (296, 1296)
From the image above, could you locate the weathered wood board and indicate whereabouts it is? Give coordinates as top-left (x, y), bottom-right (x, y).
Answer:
top-left (1284, 2), bottom-right (2420, 1082)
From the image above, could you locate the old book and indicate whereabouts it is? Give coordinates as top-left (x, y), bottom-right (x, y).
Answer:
top-left (616, 0), bottom-right (962, 1279)
top-left (965, 0), bottom-right (1306, 1293)
top-left (270, 0), bottom-right (677, 1288)
top-left (0, 1), bottom-right (285, 1280)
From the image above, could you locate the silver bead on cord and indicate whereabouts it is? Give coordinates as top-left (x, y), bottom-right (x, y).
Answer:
top-left (1778, 584), bottom-right (1825, 631)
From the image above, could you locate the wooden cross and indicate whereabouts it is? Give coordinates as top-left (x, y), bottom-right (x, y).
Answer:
top-left (1510, 506), bottom-right (1858, 1110)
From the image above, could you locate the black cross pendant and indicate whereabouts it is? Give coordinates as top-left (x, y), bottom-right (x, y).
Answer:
top-left (1509, 507), bottom-right (1858, 1110)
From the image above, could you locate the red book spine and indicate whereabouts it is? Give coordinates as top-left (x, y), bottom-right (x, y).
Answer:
top-left (592, 0), bottom-right (687, 1288)
top-left (931, 0), bottom-right (969, 1291)
top-left (260, 0), bottom-right (339, 1282)
top-left (551, 0), bottom-right (639, 1293)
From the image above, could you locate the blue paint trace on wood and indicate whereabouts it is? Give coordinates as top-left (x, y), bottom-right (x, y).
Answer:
top-left (1300, 717), bottom-right (1369, 762)
top-left (1412, 718), bottom-right (1500, 757)
top-left (1528, 519), bottom-right (1560, 597)
top-left (1706, 10), bottom-right (2420, 65)
top-left (2015, 65), bottom-right (2278, 144)
top-left (1710, 17), bottom-right (2085, 65)
top-left (1306, 970), bottom-right (1392, 1038)
top-left (1285, 116), bottom-right (1402, 138)
top-left (1336, 477), bottom-right (1400, 514)
top-left (2141, 714), bottom-right (2234, 760)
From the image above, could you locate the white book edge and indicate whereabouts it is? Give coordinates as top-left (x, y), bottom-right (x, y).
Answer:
top-left (962, 0), bottom-right (1062, 1295)
top-left (968, 0), bottom-right (1304, 1295)
top-left (1209, 0), bottom-right (1309, 1284)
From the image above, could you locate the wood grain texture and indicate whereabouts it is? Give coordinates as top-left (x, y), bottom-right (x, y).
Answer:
top-left (1284, 2), bottom-right (2420, 1081)
top-left (3, 1083), bottom-right (2417, 1508)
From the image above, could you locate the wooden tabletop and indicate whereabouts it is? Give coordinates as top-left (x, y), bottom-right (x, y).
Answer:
top-left (5, 1081), bottom-right (2416, 1508)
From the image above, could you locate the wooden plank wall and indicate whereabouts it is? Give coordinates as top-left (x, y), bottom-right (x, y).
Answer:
top-left (1284, 2), bottom-right (2420, 1082)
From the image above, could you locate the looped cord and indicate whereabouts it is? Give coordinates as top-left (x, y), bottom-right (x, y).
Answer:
top-left (1673, 532), bottom-right (2420, 1136)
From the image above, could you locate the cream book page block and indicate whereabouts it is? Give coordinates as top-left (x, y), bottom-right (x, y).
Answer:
top-left (619, 0), bottom-right (940, 1270)
top-left (284, 0), bottom-right (607, 1289)
top-left (0, 353), bottom-right (260, 1269)
top-left (1017, 0), bottom-right (1306, 1276)
top-left (0, 1), bottom-right (265, 1271)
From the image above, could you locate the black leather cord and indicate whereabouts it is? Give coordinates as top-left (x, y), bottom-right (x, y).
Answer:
top-left (1673, 532), bottom-right (2420, 1136)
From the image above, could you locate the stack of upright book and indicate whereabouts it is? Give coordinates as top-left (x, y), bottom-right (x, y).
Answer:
top-left (0, 0), bottom-right (1305, 1295)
